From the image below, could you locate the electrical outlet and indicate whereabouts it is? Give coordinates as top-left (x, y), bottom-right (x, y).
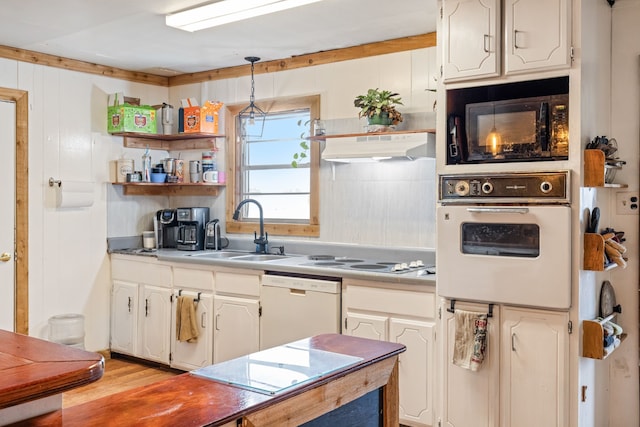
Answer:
top-left (616, 191), bottom-right (639, 215)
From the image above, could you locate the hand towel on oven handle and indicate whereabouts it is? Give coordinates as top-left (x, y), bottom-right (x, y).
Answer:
top-left (452, 309), bottom-right (488, 372)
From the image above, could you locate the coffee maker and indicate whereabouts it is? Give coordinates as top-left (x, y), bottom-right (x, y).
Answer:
top-left (176, 207), bottom-right (209, 251)
top-left (155, 209), bottom-right (179, 248)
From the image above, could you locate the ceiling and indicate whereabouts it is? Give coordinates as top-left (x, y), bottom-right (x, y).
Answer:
top-left (0, 0), bottom-right (438, 77)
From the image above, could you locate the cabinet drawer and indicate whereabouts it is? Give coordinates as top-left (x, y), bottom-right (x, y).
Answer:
top-left (111, 256), bottom-right (172, 286)
top-left (347, 286), bottom-right (435, 319)
top-left (173, 267), bottom-right (214, 291)
top-left (215, 272), bottom-right (260, 296)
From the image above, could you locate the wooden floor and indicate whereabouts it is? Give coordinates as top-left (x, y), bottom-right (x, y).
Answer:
top-left (62, 355), bottom-right (179, 408)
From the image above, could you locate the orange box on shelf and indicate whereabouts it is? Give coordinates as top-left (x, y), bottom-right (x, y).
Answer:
top-left (200, 101), bottom-right (224, 133)
top-left (182, 98), bottom-right (200, 133)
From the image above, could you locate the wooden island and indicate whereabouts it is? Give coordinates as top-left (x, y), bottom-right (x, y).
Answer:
top-left (0, 329), bottom-right (104, 425)
top-left (13, 334), bottom-right (405, 426)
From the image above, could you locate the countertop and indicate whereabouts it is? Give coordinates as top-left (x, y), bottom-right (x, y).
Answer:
top-left (110, 246), bottom-right (436, 286)
top-left (0, 330), bottom-right (104, 409)
top-left (15, 334), bottom-right (404, 427)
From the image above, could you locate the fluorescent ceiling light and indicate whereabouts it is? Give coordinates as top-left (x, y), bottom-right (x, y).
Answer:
top-left (166, 0), bottom-right (324, 32)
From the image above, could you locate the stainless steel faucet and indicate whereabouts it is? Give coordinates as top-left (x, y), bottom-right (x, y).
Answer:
top-left (232, 198), bottom-right (268, 253)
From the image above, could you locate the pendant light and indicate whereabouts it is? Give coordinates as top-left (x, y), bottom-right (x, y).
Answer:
top-left (237, 56), bottom-right (266, 138)
top-left (486, 102), bottom-right (502, 155)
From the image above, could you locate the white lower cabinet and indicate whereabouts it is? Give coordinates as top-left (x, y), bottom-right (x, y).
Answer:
top-left (343, 280), bottom-right (436, 427)
top-left (170, 267), bottom-right (215, 370)
top-left (110, 255), bottom-right (172, 364)
top-left (111, 280), bottom-right (138, 355)
top-left (441, 301), bottom-right (569, 427)
top-left (213, 270), bottom-right (261, 363)
top-left (170, 289), bottom-right (213, 370)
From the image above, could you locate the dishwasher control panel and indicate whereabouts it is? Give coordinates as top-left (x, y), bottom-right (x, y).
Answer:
top-left (262, 275), bottom-right (341, 294)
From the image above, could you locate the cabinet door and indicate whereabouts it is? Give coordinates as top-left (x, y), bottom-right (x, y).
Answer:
top-left (441, 301), bottom-right (500, 427)
top-left (344, 312), bottom-right (388, 341)
top-left (139, 285), bottom-right (172, 364)
top-left (442, 0), bottom-right (500, 82)
top-left (501, 307), bottom-right (568, 427)
top-left (390, 318), bottom-right (435, 427)
top-left (213, 295), bottom-right (260, 363)
top-left (170, 291), bottom-right (213, 371)
top-left (504, 0), bottom-right (571, 74)
top-left (111, 280), bottom-right (138, 355)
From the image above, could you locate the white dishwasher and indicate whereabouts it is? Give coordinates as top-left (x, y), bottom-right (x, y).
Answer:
top-left (260, 273), bottom-right (341, 350)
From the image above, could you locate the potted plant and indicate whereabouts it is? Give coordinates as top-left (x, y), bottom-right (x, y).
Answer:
top-left (353, 88), bottom-right (404, 126)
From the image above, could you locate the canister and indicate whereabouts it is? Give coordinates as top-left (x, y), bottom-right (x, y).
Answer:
top-left (174, 159), bottom-right (185, 183)
top-left (116, 159), bottom-right (134, 183)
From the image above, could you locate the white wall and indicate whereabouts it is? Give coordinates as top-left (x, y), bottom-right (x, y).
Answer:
top-left (608, 0), bottom-right (640, 425)
top-left (0, 58), bottom-right (169, 349)
top-left (166, 48), bottom-right (439, 248)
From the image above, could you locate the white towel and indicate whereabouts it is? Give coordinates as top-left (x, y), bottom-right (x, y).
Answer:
top-left (452, 309), bottom-right (488, 371)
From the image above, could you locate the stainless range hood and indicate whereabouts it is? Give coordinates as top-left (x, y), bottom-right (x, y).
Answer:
top-left (321, 131), bottom-right (435, 162)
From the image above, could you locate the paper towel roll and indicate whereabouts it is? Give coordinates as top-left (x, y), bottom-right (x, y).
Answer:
top-left (56, 181), bottom-right (94, 208)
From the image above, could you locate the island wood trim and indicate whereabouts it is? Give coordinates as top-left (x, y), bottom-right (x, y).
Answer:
top-left (241, 356), bottom-right (399, 427)
top-left (0, 33), bottom-right (436, 88)
top-left (0, 87), bottom-right (28, 334)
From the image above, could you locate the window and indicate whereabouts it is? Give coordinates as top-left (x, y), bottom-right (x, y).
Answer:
top-left (226, 95), bottom-right (320, 237)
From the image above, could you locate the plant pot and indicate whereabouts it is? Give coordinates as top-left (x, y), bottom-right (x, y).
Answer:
top-left (367, 112), bottom-right (393, 126)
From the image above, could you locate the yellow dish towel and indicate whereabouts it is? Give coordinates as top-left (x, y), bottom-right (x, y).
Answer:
top-left (176, 295), bottom-right (199, 343)
top-left (452, 309), bottom-right (488, 372)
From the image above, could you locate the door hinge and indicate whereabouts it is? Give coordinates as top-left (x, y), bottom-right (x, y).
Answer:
top-left (438, 419), bottom-right (442, 427)
top-left (570, 46), bottom-right (575, 61)
top-left (440, 6), bottom-right (443, 19)
top-left (344, 317), bottom-right (348, 330)
top-left (568, 320), bottom-right (573, 334)
top-left (169, 352), bottom-right (172, 362)
top-left (438, 306), bottom-right (442, 319)
top-left (259, 305), bottom-right (262, 317)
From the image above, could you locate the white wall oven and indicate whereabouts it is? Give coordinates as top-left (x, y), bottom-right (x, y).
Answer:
top-left (437, 171), bottom-right (571, 309)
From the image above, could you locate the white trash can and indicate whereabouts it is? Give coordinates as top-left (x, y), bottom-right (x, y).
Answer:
top-left (48, 314), bottom-right (85, 349)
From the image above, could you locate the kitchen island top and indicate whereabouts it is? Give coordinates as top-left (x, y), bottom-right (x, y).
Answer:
top-left (0, 329), bottom-right (104, 411)
top-left (14, 334), bottom-right (404, 427)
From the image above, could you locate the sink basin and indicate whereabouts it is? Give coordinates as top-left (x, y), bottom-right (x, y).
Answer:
top-left (188, 251), bottom-right (247, 259)
top-left (233, 254), bottom-right (290, 262)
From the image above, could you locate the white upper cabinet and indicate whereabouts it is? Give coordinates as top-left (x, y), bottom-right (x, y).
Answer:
top-left (442, 0), bottom-right (571, 82)
top-left (442, 0), bottom-right (501, 82)
top-left (504, 0), bottom-right (572, 74)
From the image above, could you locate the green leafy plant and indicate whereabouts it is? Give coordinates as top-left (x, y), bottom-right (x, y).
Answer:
top-left (291, 119), bottom-right (310, 168)
top-left (353, 88), bottom-right (404, 124)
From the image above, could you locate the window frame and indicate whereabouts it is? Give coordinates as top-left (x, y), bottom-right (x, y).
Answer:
top-left (225, 94), bottom-right (320, 237)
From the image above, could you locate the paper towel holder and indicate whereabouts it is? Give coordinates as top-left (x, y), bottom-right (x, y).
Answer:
top-left (48, 177), bottom-right (61, 187)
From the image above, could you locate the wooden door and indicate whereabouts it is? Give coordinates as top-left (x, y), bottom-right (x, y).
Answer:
top-left (0, 101), bottom-right (15, 330)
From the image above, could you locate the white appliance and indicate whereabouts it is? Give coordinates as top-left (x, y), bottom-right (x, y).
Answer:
top-left (260, 274), bottom-right (341, 350)
top-left (437, 171), bottom-right (571, 309)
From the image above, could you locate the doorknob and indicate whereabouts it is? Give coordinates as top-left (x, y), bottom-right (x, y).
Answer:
top-left (0, 252), bottom-right (11, 262)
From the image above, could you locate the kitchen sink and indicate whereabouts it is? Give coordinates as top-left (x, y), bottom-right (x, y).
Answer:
top-left (188, 251), bottom-right (248, 259)
top-left (232, 254), bottom-right (291, 262)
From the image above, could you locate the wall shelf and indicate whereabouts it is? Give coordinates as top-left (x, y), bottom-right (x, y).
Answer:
top-left (583, 315), bottom-right (627, 360)
top-left (111, 132), bottom-right (225, 151)
top-left (584, 149), bottom-right (627, 188)
top-left (112, 182), bottom-right (224, 196)
top-left (584, 233), bottom-right (617, 271)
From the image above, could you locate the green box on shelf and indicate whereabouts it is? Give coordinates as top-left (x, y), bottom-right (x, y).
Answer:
top-left (107, 104), bottom-right (157, 134)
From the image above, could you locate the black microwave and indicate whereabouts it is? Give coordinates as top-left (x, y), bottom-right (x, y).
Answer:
top-left (447, 94), bottom-right (569, 164)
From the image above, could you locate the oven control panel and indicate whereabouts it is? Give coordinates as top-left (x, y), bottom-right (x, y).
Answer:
top-left (439, 171), bottom-right (569, 204)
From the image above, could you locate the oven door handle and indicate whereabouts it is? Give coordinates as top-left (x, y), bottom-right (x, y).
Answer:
top-left (466, 207), bottom-right (530, 214)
